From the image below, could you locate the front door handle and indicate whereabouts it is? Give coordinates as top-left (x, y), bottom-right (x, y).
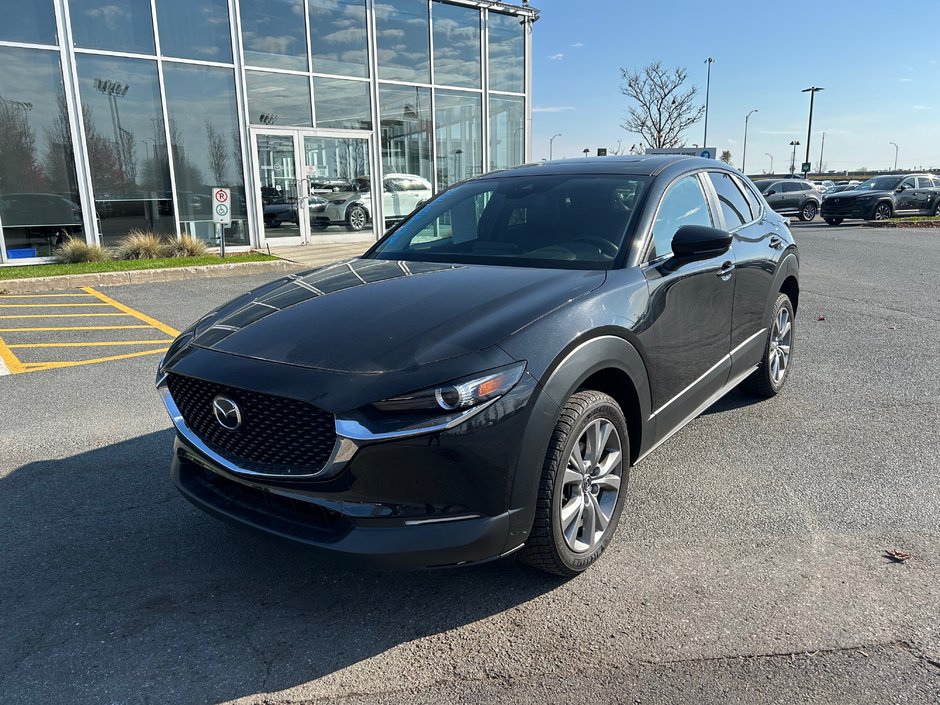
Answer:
top-left (769, 235), bottom-right (783, 249)
top-left (717, 261), bottom-right (735, 278)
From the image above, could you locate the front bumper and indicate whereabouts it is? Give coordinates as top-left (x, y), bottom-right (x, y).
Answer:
top-left (160, 368), bottom-right (538, 569)
top-left (820, 199), bottom-right (875, 219)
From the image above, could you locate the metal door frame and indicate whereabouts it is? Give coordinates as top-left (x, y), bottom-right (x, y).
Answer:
top-left (249, 126), bottom-right (378, 248)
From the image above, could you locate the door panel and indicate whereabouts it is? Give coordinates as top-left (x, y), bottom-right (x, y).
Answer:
top-left (728, 221), bottom-right (777, 379)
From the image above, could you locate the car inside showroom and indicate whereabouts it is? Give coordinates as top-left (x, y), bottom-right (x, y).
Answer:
top-left (0, 0), bottom-right (535, 264)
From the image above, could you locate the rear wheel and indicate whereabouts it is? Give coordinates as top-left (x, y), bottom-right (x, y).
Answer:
top-left (873, 202), bottom-right (893, 220)
top-left (799, 201), bottom-right (818, 221)
top-left (742, 293), bottom-right (795, 398)
top-left (521, 390), bottom-right (629, 577)
top-left (933, 202), bottom-right (940, 216)
top-left (824, 217), bottom-right (843, 226)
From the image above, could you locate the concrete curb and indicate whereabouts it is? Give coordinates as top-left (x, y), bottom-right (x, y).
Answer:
top-left (0, 259), bottom-right (304, 294)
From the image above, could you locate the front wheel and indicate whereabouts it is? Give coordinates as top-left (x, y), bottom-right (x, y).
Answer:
top-left (346, 204), bottom-right (368, 231)
top-left (742, 293), bottom-right (795, 398)
top-left (799, 201), bottom-right (818, 221)
top-left (824, 217), bottom-right (843, 226)
top-left (872, 202), bottom-right (893, 221)
top-left (933, 202), bottom-right (940, 217)
top-left (521, 390), bottom-right (629, 577)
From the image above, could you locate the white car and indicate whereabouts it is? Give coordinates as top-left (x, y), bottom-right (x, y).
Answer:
top-left (313, 173), bottom-right (433, 231)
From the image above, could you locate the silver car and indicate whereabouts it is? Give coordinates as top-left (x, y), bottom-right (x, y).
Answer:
top-left (314, 174), bottom-right (433, 231)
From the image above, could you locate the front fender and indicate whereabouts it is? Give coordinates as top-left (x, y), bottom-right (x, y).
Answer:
top-left (503, 335), bottom-right (652, 551)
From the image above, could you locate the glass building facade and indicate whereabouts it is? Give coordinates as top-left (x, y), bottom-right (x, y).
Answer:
top-left (0, 0), bottom-right (534, 263)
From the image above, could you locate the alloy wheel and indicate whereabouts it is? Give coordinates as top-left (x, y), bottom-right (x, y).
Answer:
top-left (934, 202), bottom-right (940, 217)
top-left (874, 203), bottom-right (891, 220)
top-left (769, 306), bottom-right (792, 385)
top-left (802, 202), bottom-right (817, 220)
top-left (348, 206), bottom-right (367, 231)
top-left (559, 418), bottom-right (623, 553)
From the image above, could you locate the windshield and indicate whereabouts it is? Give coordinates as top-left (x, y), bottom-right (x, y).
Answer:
top-left (366, 174), bottom-right (651, 270)
top-left (854, 176), bottom-right (902, 191)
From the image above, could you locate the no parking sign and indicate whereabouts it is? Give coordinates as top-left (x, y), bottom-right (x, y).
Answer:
top-left (212, 187), bottom-right (231, 224)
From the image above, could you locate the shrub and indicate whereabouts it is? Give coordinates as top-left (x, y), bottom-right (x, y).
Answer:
top-left (115, 230), bottom-right (174, 260)
top-left (53, 236), bottom-right (111, 263)
top-left (169, 234), bottom-right (209, 258)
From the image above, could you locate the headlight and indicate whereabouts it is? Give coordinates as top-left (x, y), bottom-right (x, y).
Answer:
top-left (330, 199), bottom-right (348, 205)
top-left (373, 362), bottom-right (526, 413)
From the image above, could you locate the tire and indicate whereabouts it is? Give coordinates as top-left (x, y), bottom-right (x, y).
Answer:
top-left (872, 202), bottom-right (893, 221)
top-left (346, 204), bottom-right (368, 231)
top-left (933, 201), bottom-right (940, 217)
top-left (824, 217), bottom-right (843, 226)
top-left (520, 390), bottom-right (630, 577)
top-left (742, 292), bottom-right (795, 398)
top-left (799, 201), bottom-right (818, 221)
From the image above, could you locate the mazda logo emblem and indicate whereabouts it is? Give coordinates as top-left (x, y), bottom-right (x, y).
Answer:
top-left (212, 395), bottom-right (242, 431)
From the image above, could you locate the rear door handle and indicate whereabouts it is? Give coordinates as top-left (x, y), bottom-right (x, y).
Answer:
top-left (769, 235), bottom-right (783, 249)
top-left (717, 261), bottom-right (735, 278)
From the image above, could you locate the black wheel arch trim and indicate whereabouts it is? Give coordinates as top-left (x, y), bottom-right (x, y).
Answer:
top-left (503, 334), bottom-right (652, 552)
top-left (767, 250), bottom-right (800, 321)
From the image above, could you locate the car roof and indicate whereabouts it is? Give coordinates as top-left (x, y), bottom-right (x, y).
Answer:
top-left (478, 155), bottom-right (735, 180)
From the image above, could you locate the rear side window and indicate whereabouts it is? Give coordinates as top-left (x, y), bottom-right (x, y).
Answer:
top-left (708, 172), bottom-right (752, 228)
top-left (735, 176), bottom-right (763, 219)
top-left (649, 175), bottom-right (713, 260)
top-left (782, 182), bottom-right (802, 193)
top-left (916, 176), bottom-right (935, 188)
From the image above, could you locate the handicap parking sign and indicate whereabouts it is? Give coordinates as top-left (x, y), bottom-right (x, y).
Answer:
top-left (699, 149), bottom-right (713, 159)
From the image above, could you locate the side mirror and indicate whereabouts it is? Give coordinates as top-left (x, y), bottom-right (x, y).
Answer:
top-left (896, 185), bottom-right (906, 192)
top-left (671, 225), bottom-right (732, 261)
top-left (765, 189), bottom-right (776, 196)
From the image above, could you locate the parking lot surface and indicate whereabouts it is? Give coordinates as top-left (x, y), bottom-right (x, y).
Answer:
top-left (1, 223), bottom-right (939, 704)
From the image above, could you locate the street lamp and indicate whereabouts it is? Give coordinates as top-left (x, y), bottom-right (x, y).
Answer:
top-left (741, 109), bottom-right (758, 175)
top-left (95, 78), bottom-right (131, 179)
top-left (765, 153), bottom-right (774, 174)
top-left (889, 141), bottom-right (899, 171)
top-left (703, 57), bottom-right (716, 148)
top-left (549, 133), bottom-right (561, 160)
top-left (789, 140), bottom-right (801, 175)
top-left (801, 86), bottom-right (824, 175)
top-left (582, 148), bottom-right (589, 157)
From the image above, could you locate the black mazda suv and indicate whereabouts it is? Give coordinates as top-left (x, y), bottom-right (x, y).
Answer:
top-left (820, 173), bottom-right (940, 225)
top-left (158, 156), bottom-right (799, 576)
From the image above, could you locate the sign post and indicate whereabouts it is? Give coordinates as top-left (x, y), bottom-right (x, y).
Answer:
top-left (212, 187), bottom-right (231, 257)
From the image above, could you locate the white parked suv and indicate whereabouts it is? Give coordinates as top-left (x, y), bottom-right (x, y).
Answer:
top-left (312, 174), bottom-right (433, 231)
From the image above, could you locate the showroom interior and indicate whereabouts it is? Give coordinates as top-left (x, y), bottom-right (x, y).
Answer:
top-left (0, 0), bottom-right (535, 264)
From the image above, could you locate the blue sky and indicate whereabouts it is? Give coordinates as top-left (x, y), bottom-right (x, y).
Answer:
top-left (531, 0), bottom-right (940, 173)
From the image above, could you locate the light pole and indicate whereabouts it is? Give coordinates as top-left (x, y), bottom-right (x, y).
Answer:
top-left (703, 57), bottom-right (716, 148)
top-left (818, 131), bottom-right (826, 175)
top-left (789, 140), bottom-right (800, 175)
top-left (549, 133), bottom-right (561, 160)
top-left (95, 78), bottom-right (130, 179)
top-left (582, 148), bottom-right (589, 158)
top-left (765, 153), bottom-right (774, 174)
top-left (801, 86), bottom-right (823, 175)
top-left (889, 141), bottom-right (899, 171)
top-left (741, 109), bottom-right (758, 175)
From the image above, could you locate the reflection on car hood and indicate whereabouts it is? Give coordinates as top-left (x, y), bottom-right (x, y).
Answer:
top-left (327, 190), bottom-right (365, 201)
top-left (190, 258), bottom-right (605, 373)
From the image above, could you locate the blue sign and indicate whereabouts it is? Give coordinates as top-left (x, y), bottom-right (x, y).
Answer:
top-left (699, 149), bottom-right (713, 159)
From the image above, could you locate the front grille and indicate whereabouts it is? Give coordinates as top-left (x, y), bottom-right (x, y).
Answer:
top-left (166, 373), bottom-right (336, 475)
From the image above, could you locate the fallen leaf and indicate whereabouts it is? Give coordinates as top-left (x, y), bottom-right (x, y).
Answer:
top-left (817, 315), bottom-right (826, 321)
top-left (883, 549), bottom-right (912, 563)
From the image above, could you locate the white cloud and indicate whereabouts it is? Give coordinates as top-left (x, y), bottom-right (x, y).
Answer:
top-left (727, 138), bottom-right (737, 144)
top-left (898, 77), bottom-right (913, 82)
top-left (532, 106), bottom-right (575, 113)
top-left (548, 53), bottom-right (564, 61)
top-left (912, 105), bottom-right (930, 110)
top-left (570, 42), bottom-right (583, 48)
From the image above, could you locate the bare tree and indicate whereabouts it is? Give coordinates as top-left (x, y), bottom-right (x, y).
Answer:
top-left (620, 62), bottom-right (705, 148)
top-left (205, 120), bottom-right (228, 185)
top-left (720, 150), bottom-right (732, 164)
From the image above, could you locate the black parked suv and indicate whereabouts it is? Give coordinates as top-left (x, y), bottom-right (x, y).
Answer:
top-left (753, 179), bottom-right (821, 221)
top-left (158, 157), bottom-right (800, 576)
top-left (820, 174), bottom-right (940, 225)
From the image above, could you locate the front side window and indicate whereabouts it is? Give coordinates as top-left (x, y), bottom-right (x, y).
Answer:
top-left (369, 175), bottom-right (650, 269)
top-left (648, 175), bottom-right (712, 261)
top-left (708, 172), bottom-right (751, 228)
top-left (899, 177), bottom-right (916, 189)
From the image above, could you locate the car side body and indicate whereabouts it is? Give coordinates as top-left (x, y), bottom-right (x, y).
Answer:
top-left (752, 178), bottom-right (821, 221)
top-left (158, 156), bottom-right (799, 575)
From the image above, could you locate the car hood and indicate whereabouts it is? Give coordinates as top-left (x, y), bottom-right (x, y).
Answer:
top-left (828, 189), bottom-right (886, 199)
top-left (189, 258), bottom-right (605, 373)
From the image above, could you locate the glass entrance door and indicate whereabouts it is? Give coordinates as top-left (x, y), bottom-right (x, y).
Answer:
top-left (252, 129), bottom-right (376, 246)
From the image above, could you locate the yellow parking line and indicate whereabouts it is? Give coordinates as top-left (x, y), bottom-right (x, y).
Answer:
top-left (0, 303), bottom-right (111, 308)
top-left (0, 313), bottom-right (132, 319)
top-left (81, 287), bottom-right (180, 338)
top-left (0, 335), bottom-right (25, 374)
top-left (0, 325), bottom-right (153, 332)
top-left (0, 294), bottom-right (94, 298)
top-left (16, 347), bottom-right (170, 373)
top-left (8, 339), bottom-right (174, 349)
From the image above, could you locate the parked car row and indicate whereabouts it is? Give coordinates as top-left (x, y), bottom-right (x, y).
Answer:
top-left (753, 174), bottom-right (940, 224)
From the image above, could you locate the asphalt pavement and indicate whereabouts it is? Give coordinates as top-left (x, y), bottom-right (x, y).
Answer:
top-left (1, 223), bottom-right (938, 704)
